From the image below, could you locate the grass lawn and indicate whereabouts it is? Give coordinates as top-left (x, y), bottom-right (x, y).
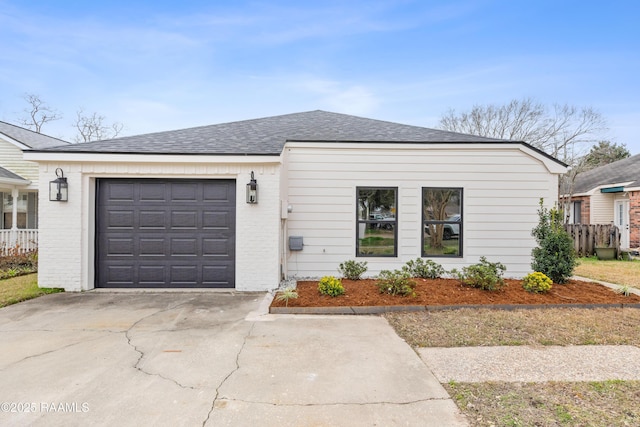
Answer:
top-left (386, 254), bottom-right (640, 427)
top-left (574, 256), bottom-right (640, 289)
top-left (0, 273), bottom-right (63, 308)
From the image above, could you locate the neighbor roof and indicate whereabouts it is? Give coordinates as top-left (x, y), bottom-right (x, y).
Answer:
top-left (0, 166), bottom-right (29, 185)
top-left (573, 154), bottom-right (640, 193)
top-left (0, 121), bottom-right (70, 149)
top-left (35, 110), bottom-right (514, 155)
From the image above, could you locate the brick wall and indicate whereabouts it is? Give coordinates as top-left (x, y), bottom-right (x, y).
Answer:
top-left (630, 191), bottom-right (640, 249)
top-left (37, 161), bottom-right (282, 292)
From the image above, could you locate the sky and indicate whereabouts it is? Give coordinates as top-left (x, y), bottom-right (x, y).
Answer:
top-left (0, 0), bottom-right (638, 154)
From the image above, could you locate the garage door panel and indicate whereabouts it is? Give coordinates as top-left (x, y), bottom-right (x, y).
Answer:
top-left (203, 238), bottom-right (232, 257)
top-left (139, 238), bottom-right (165, 256)
top-left (170, 265), bottom-right (198, 284)
top-left (171, 238), bottom-right (198, 256)
top-left (203, 265), bottom-right (233, 287)
top-left (171, 211), bottom-right (198, 229)
top-left (106, 211), bottom-right (135, 229)
top-left (107, 183), bottom-right (135, 202)
top-left (97, 179), bottom-right (235, 288)
top-left (139, 211), bottom-right (166, 229)
top-left (139, 182), bottom-right (167, 201)
top-left (105, 265), bottom-right (134, 285)
top-left (106, 238), bottom-right (134, 256)
top-left (203, 211), bottom-right (231, 229)
top-left (203, 184), bottom-right (231, 202)
top-left (171, 183), bottom-right (198, 201)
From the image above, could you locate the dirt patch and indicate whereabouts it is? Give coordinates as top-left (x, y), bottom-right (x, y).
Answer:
top-left (271, 278), bottom-right (640, 308)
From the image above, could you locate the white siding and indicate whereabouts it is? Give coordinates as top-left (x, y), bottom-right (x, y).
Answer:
top-left (36, 159), bottom-right (281, 291)
top-left (0, 139), bottom-right (39, 187)
top-left (284, 144), bottom-right (561, 279)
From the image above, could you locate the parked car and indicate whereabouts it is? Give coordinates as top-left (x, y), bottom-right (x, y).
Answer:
top-left (425, 214), bottom-right (460, 240)
top-left (369, 213), bottom-right (395, 230)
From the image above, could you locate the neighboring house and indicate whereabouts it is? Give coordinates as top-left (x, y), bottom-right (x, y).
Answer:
top-left (566, 154), bottom-right (640, 249)
top-left (24, 110), bottom-right (567, 291)
top-left (0, 121), bottom-right (70, 253)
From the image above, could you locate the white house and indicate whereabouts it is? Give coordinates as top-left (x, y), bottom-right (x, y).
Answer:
top-left (0, 121), bottom-right (70, 254)
top-left (23, 111), bottom-right (567, 291)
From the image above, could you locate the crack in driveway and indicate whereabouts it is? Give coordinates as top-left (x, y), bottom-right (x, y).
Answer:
top-left (122, 300), bottom-right (200, 390)
top-left (202, 321), bottom-right (255, 427)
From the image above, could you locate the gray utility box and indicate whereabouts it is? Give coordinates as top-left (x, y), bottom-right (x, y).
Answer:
top-left (289, 236), bottom-right (304, 251)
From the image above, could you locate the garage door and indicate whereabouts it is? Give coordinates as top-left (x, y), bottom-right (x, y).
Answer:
top-left (96, 179), bottom-right (236, 288)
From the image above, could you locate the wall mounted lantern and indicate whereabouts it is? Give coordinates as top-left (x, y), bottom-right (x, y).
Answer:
top-left (49, 168), bottom-right (68, 202)
top-left (246, 171), bottom-right (258, 204)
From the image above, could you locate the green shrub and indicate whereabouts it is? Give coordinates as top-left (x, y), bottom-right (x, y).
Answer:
top-left (402, 258), bottom-right (445, 279)
top-left (531, 199), bottom-right (576, 284)
top-left (317, 276), bottom-right (345, 297)
top-left (376, 269), bottom-right (416, 296)
top-left (451, 256), bottom-right (506, 291)
top-left (338, 260), bottom-right (368, 280)
top-left (522, 272), bottom-right (552, 293)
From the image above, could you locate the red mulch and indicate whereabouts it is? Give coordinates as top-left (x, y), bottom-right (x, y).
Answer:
top-left (270, 278), bottom-right (640, 308)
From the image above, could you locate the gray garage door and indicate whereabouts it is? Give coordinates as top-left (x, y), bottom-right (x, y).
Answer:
top-left (96, 179), bottom-right (236, 288)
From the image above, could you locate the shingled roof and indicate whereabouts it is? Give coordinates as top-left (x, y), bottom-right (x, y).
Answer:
top-left (0, 166), bottom-right (28, 182)
top-left (573, 154), bottom-right (640, 193)
top-left (35, 110), bottom-right (507, 155)
top-left (0, 121), bottom-right (69, 149)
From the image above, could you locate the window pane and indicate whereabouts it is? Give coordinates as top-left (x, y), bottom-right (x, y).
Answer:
top-left (423, 188), bottom-right (462, 257)
top-left (357, 188), bottom-right (397, 257)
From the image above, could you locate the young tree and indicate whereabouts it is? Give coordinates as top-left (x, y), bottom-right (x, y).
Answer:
top-left (438, 98), bottom-right (607, 164)
top-left (17, 93), bottom-right (62, 133)
top-left (73, 109), bottom-right (124, 142)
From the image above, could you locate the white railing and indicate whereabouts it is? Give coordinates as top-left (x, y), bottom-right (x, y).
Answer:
top-left (0, 229), bottom-right (38, 256)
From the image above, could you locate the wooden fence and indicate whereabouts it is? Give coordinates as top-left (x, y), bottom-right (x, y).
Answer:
top-left (563, 224), bottom-right (620, 257)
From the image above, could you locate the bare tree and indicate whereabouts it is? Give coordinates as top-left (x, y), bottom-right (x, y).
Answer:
top-left (438, 98), bottom-right (607, 164)
top-left (73, 109), bottom-right (124, 142)
top-left (17, 93), bottom-right (63, 133)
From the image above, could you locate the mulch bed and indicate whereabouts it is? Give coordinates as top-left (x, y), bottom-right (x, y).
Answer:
top-left (270, 278), bottom-right (640, 309)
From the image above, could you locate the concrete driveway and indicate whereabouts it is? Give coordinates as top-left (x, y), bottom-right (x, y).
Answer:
top-left (0, 292), bottom-right (466, 426)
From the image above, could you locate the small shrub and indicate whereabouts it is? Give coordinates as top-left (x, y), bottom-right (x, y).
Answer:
top-left (615, 285), bottom-right (631, 297)
top-left (451, 256), bottom-right (506, 291)
top-left (402, 258), bottom-right (445, 279)
top-left (531, 199), bottom-right (576, 284)
top-left (275, 287), bottom-right (298, 306)
top-left (376, 269), bottom-right (416, 296)
top-left (338, 260), bottom-right (368, 280)
top-left (317, 276), bottom-right (345, 297)
top-left (522, 272), bottom-right (552, 293)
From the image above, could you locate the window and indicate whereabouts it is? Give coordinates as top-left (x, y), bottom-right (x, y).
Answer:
top-left (570, 201), bottom-right (582, 224)
top-left (422, 187), bottom-right (462, 257)
top-left (356, 187), bottom-right (397, 257)
top-left (0, 192), bottom-right (38, 229)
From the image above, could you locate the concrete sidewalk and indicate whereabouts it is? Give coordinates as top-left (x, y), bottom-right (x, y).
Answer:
top-left (0, 292), bottom-right (466, 427)
top-left (418, 345), bottom-right (640, 383)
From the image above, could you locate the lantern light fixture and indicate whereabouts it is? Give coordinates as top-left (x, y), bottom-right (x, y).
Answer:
top-left (49, 168), bottom-right (68, 202)
top-left (246, 171), bottom-right (258, 204)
